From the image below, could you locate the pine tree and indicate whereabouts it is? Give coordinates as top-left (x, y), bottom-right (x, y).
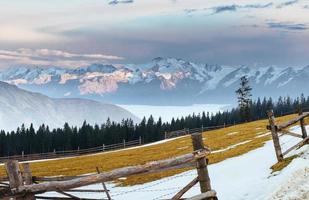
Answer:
top-left (235, 76), bottom-right (252, 122)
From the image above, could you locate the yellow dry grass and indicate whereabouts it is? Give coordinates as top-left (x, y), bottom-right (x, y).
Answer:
top-left (0, 114), bottom-right (299, 186)
top-left (270, 155), bottom-right (298, 173)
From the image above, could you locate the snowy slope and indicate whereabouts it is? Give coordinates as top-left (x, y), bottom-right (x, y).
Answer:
top-left (0, 58), bottom-right (308, 105)
top-left (41, 125), bottom-right (309, 200)
top-left (0, 81), bottom-right (138, 131)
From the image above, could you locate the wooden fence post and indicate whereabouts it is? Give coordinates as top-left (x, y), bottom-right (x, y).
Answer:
top-left (5, 160), bottom-right (24, 199)
top-left (123, 139), bottom-right (126, 148)
top-left (139, 136), bottom-right (142, 145)
top-left (298, 109), bottom-right (308, 139)
top-left (103, 144), bottom-right (105, 152)
top-left (96, 167), bottom-right (111, 200)
top-left (22, 163), bottom-right (35, 200)
top-left (267, 110), bottom-right (283, 162)
top-left (22, 163), bottom-right (32, 185)
top-left (191, 132), bottom-right (213, 196)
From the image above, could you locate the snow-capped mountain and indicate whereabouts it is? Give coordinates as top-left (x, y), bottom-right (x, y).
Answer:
top-left (0, 58), bottom-right (308, 105)
top-left (0, 81), bottom-right (138, 131)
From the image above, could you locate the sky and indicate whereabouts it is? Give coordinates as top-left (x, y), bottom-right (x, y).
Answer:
top-left (0, 0), bottom-right (309, 69)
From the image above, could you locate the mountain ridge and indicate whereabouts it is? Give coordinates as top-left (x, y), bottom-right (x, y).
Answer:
top-left (0, 81), bottom-right (138, 131)
top-left (0, 58), bottom-right (308, 105)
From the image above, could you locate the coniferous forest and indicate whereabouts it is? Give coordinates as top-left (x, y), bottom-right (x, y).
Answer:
top-left (0, 95), bottom-right (308, 157)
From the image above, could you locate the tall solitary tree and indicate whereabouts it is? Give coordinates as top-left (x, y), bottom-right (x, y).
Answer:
top-left (235, 76), bottom-right (252, 122)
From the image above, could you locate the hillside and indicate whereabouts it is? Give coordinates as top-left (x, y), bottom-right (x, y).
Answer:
top-left (0, 81), bottom-right (138, 131)
top-left (100, 126), bottom-right (309, 200)
top-left (0, 113), bottom-right (300, 184)
top-left (1, 58), bottom-right (309, 105)
top-left (1, 113), bottom-right (308, 200)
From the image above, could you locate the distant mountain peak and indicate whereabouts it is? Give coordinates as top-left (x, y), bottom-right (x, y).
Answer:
top-left (0, 81), bottom-right (138, 131)
top-left (152, 57), bottom-right (164, 62)
top-left (86, 63), bottom-right (117, 73)
top-left (0, 58), bottom-right (308, 105)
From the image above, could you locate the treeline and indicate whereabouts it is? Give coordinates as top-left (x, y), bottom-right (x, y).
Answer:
top-left (0, 95), bottom-right (308, 157)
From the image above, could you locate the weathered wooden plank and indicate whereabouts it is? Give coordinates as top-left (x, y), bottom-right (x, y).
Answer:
top-left (186, 190), bottom-right (217, 200)
top-left (267, 110), bottom-right (283, 162)
top-left (35, 196), bottom-right (105, 200)
top-left (96, 167), bottom-right (111, 200)
top-left (22, 163), bottom-right (36, 200)
top-left (191, 132), bottom-right (212, 193)
top-left (7, 149), bottom-right (209, 196)
top-left (64, 189), bottom-right (108, 193)
top-left (33, 175), bottom-right (92, 182)
top-left (171, 177), bottom-right (198, 200)
top-left (57, 190), bottom-right (80, 199)
top-left (282, 136), bottom-right (309, 156)
top-left (4, 160), bottom-right (23, 190)
top-left (277, 112), bottom-right (309, 131)
top-left (299, 110), bottom-right (308, 139)
top-left (22, 163), bottom-right (33, 185)
top-left (279, 130), bottom-right (303, 138)
top-left (4, 160), bottom-right (24, 199)
top-left (32, 162), bottom-right (194, 184)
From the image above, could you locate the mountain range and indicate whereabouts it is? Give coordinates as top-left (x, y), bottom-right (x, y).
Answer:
top-left (0, 81), bottom-right (138, 131)
top-left (0, 57), bottom-right (308, 105)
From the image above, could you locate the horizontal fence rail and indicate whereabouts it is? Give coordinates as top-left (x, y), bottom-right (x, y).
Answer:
top-left (277, 112), bottom-right (309, 131)
top-left (165, 124), bottom-right (231, 139)
top-left (1, 132), bottom-right (217, 200)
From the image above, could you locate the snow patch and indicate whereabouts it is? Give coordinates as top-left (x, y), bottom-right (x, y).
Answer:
top-left (227, 131), bottom-right (238, 136)
top-left (33, 74), bottom-right (52, 84)
top-left (212, 140), bottom-right (252, 153)
top-left (6, 78), bottom-right (28, 85)
top-left (277, 77), bottom-right (293, 88)
top-left (177, 146), bottom-right (189, 150)
top-left (255, 132), bottom-right (270, 138)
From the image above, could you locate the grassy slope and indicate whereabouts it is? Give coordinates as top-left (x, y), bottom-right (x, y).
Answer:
top-left (0, 114), bottom-right (299, 186)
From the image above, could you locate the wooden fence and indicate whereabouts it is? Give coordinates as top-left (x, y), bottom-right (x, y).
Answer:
top-left (0, 123), bottom-right (231, 164)
top-left (267, 109), bottom-right (309, 162)
top-left (0, 138), bottom-right (142, 164)
top-left (165, 124), bottom-right (229, 139)
top-left (1, 132), bottom-right (217, 200)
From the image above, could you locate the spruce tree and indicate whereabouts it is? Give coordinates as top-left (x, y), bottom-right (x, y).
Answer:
top-left (235, 76), bottom-right (252, 122)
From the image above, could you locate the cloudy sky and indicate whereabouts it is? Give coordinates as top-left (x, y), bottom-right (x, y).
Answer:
top-left (0, 0), bottom-right (309, 69)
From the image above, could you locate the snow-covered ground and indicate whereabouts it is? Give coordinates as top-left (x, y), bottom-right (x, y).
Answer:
top-left (42, 126), bottom-right (309, 200)
top-left (118, 104), bottom-right (230, 122)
